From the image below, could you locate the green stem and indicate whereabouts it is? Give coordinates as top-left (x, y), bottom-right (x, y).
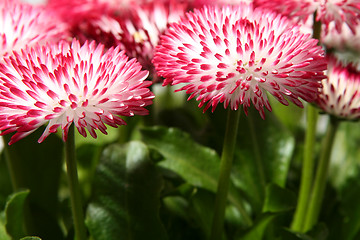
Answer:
top-left (312, 16), bottom-right (322, 41)
top-left (247, 112), bottom-right (266, 192)
top-left (210, 109), bottom-right (241, 240)
top-left (290, 12), bottom-right (322, 232)
top-left (3, 135), bottom-right (22, 190)
top-left (303, 116), bottom-right (339, 232)
top-left (3, 135), bottom-right (34, 236)
top-left (290, 105), bottom-right (318, 231)
top-left (65, 125), bottom-right (87, 240)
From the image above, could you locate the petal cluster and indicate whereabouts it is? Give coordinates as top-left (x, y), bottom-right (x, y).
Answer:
top-left (254, 0), bottom-right (360, 34)
top-left (322, 22), bottom-right (360, 52)
top-left (115, 0), bottom-right (189, 77)
top-left (0, 39), bottom-right (154, 144)
top-left (46, 0), bottom-right (118, 25)
top-left (153, 4), bottom-right (326, 118)
top-left (0, 0), bottom-right (68, 56)
top-left (317, 58), bottom-right (360, 120)
top-left (51, 0), bottom-right (189, 80)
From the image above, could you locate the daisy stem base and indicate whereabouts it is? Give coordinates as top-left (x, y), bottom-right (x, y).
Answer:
top-left (3, 135), bottom-right (34, 235)
top-left (65, 125), bottom-right (87, 240)
top-left (291, 104), bottom-right (318, 232)
top-left (303, 116), bottom-right (339, 232)
top-left (3, 135), bottom-right (22, 190)
top-left (210, 109), bottom-right (241, 240)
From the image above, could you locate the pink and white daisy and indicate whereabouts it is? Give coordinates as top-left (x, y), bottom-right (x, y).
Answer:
top-left (0, 39), bottom-right (154, 144)
top-left (117, 0), bottom-right (189, 78)
top-left (193, 0), bottom-right (254, 8)
top-left (254, 0), bottom-right (360, 34)
top-left (0, 0), bottom-right (67, 57)
top-left (317, 58), bottom-right (360, 120)
top-left (46, 0), bottom-right (115, 25)
top-left (322, 21), bottom-right (360, 52)
top-left (153, 4), bottom-right (326, 118)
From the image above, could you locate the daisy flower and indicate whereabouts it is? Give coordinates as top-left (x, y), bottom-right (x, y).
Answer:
top-left (153, 4), bottom-right (326, 118)
top-left (0, 0), bottom-right (67, 56)
top-left (193, 0), bottom-right (254, 8)
top-left (254, 0), bottom-right (360, 34)
top-left (317, 57), bottom-right (360, 120)
top-left (322, 21), bottom-right (360, 52)
top-left (46, 0), bottom-right (115, 24)
top-left (0, 39), bottom-right (154, 144)
top-left (116, 0), bottom-right (189, 78)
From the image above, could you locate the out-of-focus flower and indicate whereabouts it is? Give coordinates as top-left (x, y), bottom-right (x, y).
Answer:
top-left (254, 0), bottom-right (360, 34)
top-left (317, 58), bottom-right (360, 120)
top-left (322, 21), bottom-right (360, 51)
top-left (45, 0), bottom-right (116, 39)
top-left (0, 39), bottom-right (154, 144)
top-left (46, 0), bottom-right (122, 24)
top-left (118, 0), bottom-right (189, 78)
top-left (153, 4), bottom-right (326, 118)
top-left (48, 0), bottom-right (189, 80)
top-left (193, 0), bottom-right (253, 8)
top-left (321, 21), bottom-right (360, 71)
top-left (0, 0), bottom-right (67, 56)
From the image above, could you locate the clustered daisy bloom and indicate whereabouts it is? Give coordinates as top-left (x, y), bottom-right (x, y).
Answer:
top-left (254, 0), bottom-right (360, 34)
top-left (0, 0), bottom-right (67, 56)
top-left (317, 58), bottom-right (360, 120)
top-left (118, 0), bottom-right (189, 76)
top-left (0, 39), bottom-right (154, 144)
top-left (322, 21), bottom-right (360, 53)
top-left (46, 0), bottom-right (114, 26)
top-left (153, 4), bottom-right (326, 118)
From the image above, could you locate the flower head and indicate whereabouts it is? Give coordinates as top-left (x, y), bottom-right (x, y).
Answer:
top-left (192, 0), bottom-right (254, 8)
top-left (116, 0), bottom-right (189, 78)
top-left (0, 0), bottom-right (67, 57)
top-left (0, 39), bottom-right (154, 144)
top-left (317, 58), bottom-right (360, 120)
top-left (254, 0), bottom-right (360, 34)
top-left (153, 4), bottom-right (326, 118)
top-left (322, 21), bottom-right (360, 52)
top-left (46, 0), bottom-right (116, 25)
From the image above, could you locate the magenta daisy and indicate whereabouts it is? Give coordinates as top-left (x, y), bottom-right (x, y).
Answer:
top-left (153, 4), bottom-right (326, 118)
top-left (254, 0), bottom-right (360, 34)
top-left (0, 0), bottom-right (67, 57)
top-left (317, 58), bottom-right (360, 120)
top-left (0, 39), bottom-right (154, 144)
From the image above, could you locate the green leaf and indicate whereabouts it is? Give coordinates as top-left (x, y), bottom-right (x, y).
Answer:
top-left (279, 224), bottom-right (328, 240)
top-left (338, 171), bottom-right (360, 240)
top-left (190, 189), bottom-right (215, 239)
top-left (231, 108), bottom-right (295, 213)
top-left (86, 141), bottom-right (167, 240)
top-left (237, 213), bottom-right (276, 240)
top-left (161, 195), bottom-right (204, 240)
top-left (3, 127), bottom-right (64, 239)
top-left (141, 126), bottom-right (219, 192)
top-left (329, 121), bottom-right (360, 189)
top-left (262, 183), bottom-right (296, 213)
top-left (5, 190), bottom-right (29, 240)
top-left (20, 237), bottom-right (41, 240)
top-left (140, 126), bottom-right (249, 226)
top-left (0, 221), bottom-right (10, 240)
top-left (0, 154), bottom-right (12, 211)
